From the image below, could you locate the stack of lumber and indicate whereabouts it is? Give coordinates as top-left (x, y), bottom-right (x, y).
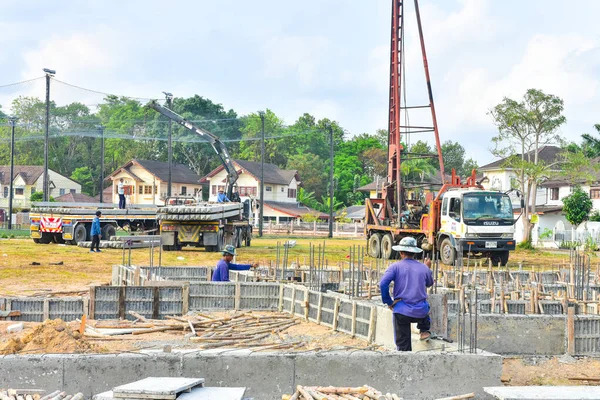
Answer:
top-left (0, 390), bottom-right (84, 400)
top-left (83, 311), bottom-right (303, 351)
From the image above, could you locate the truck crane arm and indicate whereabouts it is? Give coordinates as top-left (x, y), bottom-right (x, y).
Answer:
top-left (147, 100), bottom-right (239, 200)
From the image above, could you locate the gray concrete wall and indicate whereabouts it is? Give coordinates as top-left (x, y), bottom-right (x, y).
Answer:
top-left (448, 314), bottom-right (566, 355)
top-left (0, 352), bottom-right (502, 400)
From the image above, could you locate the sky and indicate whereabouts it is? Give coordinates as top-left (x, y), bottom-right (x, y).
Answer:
top-left (1, 0), bottom-right (600, 166)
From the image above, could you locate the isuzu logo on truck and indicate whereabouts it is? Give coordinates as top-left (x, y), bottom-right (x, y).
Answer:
top-left (483, 221), bottom-right (499, 226)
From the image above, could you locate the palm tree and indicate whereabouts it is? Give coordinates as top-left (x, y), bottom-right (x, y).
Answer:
top-left (401, 159), bottom-right (436, 181)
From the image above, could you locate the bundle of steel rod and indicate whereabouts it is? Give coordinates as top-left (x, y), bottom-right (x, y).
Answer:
top-left (282, 385), bottom-right (388, 399)
top-left (0, 391), bottom-right (84, 400)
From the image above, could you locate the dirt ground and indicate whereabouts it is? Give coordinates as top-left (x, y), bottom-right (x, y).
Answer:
top-left (502, 356), bottom-right (600, 386)
top-left (0, 238), bottom-right (576, 295)
top-left (0, 312), bottom-right (381, 355)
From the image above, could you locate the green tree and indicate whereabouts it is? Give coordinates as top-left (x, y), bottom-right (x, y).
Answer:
top-left (71, 167), bottom-right (95, 196)
top-left (441, 140), bottom-right (466, 175)
top-left (489, 88), bottom-right (566, 243)
top-left (462, 158), bottom-right (479, 177)
top-left (580, 124), bottom-right (600, 158)
top-left (410, 140), bottom-right (439, 170)
top-left (562, 186), bottom-right (593, 226)
top-left (287, 153), bottom-right (328, 200)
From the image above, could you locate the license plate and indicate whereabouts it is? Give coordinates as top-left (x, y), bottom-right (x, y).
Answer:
top-left (485, 241), bottom-right (497, 249)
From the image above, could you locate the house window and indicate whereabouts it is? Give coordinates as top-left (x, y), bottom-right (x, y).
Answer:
top-left (31, 188), bottom-right (35, 196)
top-left (266, 186), bottom-right (272, 192)
top-left (144, 185), bottom-right (152, 194)
top-left (59, 188), bottom-right (66, 196)
top-left (239, 186), bottom-right (257, 196)
top-left (281, 187), bottom-right (285, 192)
top-left (181, 186), bottom-right (187, 195)
top-left (212, 185), bottom-right (225, 195)
top-left (70, 189), bottom-right (76, 194)
top-left (139, 185), bottom-right (143, 194)
top-left (591, 189), bottom-right (600, 199)
top-left (288, 188), bottom-right (297, 198)
top-left (194, 188), bottom-right (201, 196)
top-left (550, 188), bottom-right (559, 201)
top-left (15, 188), bottom-right (24, 196)
top-left (3, 187), bottom-right (7, 198)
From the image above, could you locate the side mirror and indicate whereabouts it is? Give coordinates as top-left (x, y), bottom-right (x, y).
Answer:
top-left (520, 198), bottom-right (525, 209)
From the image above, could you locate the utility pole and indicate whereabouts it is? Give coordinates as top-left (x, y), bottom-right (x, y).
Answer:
top-left (163, 92), bottom-right (173, 198)
top-left (98, 125), bottom-right (105, 203)
top-left (43, 68), bottom-right (55, 201)
top-left (259, 111), bottom-right (265, 237)
top-left (328, 123), bottom-right (334, 238)
top-left (8, 116), bottom-right (17, 230)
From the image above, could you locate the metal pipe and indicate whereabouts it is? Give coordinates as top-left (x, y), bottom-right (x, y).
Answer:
top-left (259, 111), bottom-right (265, 237)
top-left (8, 117), bottom-right (17, 229)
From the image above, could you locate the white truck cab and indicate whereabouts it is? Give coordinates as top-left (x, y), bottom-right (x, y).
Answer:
top-left (438, 189), bottom-right (515, 266)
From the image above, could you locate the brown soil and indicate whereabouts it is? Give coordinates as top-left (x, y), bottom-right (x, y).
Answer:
top-left (503, 356), bottom-right (600, 386)
top-left (0, 319), bottom-right (105, 354)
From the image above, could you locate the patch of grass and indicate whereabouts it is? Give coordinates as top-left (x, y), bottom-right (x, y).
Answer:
top-left (0, 229), bottom-right (30, 238)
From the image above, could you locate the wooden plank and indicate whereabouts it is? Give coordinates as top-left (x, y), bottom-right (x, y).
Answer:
top-left (234, 283), bottom-right (241, 311)
top-left (351, 301), bottom-right (357, 337)
top-left (367, 306), bottom-right (376, 343)
top-left (332, 298), bottom-right (340, 332)
top-left (152, 286), bottom-right (160, 319)
top-left (118, 286), bottom-right (126, 320)
top-left (182, 283), bottom-right (189, 315)
top-left (278, 284), bottom-right (284, 312)
top-left (316, 293), bottom-right (323, 324)
top-left (89, 286), bottom-right (96, 319)
top-left (568, 306), bottom-right (575, 355)
top-left (290, 286), bottom-right (297, 315)
top-left (43, 298), bottom-right (49, 320)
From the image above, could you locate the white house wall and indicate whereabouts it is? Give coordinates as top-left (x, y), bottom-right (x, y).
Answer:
top-left (48, 170), bottom-right (81, 198)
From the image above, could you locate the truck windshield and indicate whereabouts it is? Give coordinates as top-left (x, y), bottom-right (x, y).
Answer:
top-left (462, 193), bottom-right (513, 220)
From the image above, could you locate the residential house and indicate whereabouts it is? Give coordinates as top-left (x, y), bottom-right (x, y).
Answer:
top-left (478, 145), bottom-right (567, 244)
top-left (107, 159), bottom-right (202, 205)
top-left (201, 159), bottom-right (327, 223)
top-left (55, 192), bottom-right (98, 203)
top-left (0, 166), bottom-right (81, 209)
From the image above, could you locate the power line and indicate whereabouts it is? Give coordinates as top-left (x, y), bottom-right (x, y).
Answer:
top-left (0, 77), bottom-right (45, 89)
top-left (51, 78), bottom-right (159, 101)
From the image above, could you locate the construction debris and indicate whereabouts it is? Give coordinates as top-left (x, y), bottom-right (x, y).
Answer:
top-left (283, 385), bottom-right (397, 400)
top-left (0, 390), bottom-right (83, 400)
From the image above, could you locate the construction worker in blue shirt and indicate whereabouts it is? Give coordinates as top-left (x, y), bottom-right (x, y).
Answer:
top-left (90, 211), bottom-right (102, 253)
top-left (380, 236), bottom-right (433, 351)
top-left (217, 188), bottom-right (230, 203)
top-left (212, 245), bottom-right (257, 281)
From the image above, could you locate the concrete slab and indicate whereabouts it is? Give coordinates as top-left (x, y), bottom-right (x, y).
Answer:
top-left (113, 377), bottom-right (204, 398)
top-left (0, 355), bottom-right (63, 389)
top-left (95, 387), bottom-right (246, 400)
top-left (484, 386), bottom-right (600, 399)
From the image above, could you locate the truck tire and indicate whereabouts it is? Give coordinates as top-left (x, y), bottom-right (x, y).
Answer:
top-left (439, 237), bottom-right (456, 266)
top-left (368, 234), bottom-right (382, 258)
top-left (490, 251), bottom-right (509, 267)
top-left (39, 232), bottom-right (52, 244)
top-left (381, 234), bottom-right (395, 260)
top-left (101, 224), bottom-right (116, 241)
top-left (73, 224), bottom-right (88, 245)
top-left (244, 229), bottom-right (251, 247)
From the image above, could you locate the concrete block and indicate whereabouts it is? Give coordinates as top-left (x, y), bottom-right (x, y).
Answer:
top-left (61, 354), bottom-right (182, 397)
top-left (294, 351), bottom-right (501, 400)
top-left (183, 353), bottom-right (295, 399)
top-left (484, 385), bottom-right (600, 399)
top-left (0, 355), bottom-right (63, 388)
top-left (448, 314), bottom-right (566, 355)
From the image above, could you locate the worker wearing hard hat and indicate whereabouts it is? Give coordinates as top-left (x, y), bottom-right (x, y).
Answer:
top-left (380, 236), bottom-right (433, 351)
top-left (217, 188), bottom-right (230, 203)
top-left (212, 245), bottom-right (258, 282)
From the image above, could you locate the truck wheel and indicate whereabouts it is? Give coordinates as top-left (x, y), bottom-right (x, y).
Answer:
top-left (101, 224), bottom-right (116, 241)
top-left (39, 232), bottom-right (52, 244)
top-left (53, 233), bottom-right (65, 244)
top-left (490, 251), bottom-right (509, 267)
top-left (439, 238), bottom-right (456, 266)
top-left (33, 239), bottom-right (40, 244)
top-left (368, 234), bottom-right (382, 258)
top-left (381, 234), bottom-right (395, 260)
top-left (234, 228), bottom-right (242, 248)
top-left (73, 224), bottom-right (88, 245)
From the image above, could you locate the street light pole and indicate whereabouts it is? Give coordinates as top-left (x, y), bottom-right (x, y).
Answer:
top-left (328, 123), bottom-right (334, 238)
top-left (43, 68), bottom-right (55, 202)
top-left (8, 116), bottom-right (17, 230)
top-left (98, 125), bottom-right (105, 203)
top-left (163, 92), bottom-right (173, 198)
top-left (259, 111), bottom-right (265, 237)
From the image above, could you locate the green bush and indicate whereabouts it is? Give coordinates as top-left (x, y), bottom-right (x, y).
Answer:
top-left (590, 210), bottom-right (600, 222)
top-left (559, 240), bottom-right (580, 250)
top-left (517, 240), bottom-right (535, 250)
top-left (539, 228), bottom-right (553, 239)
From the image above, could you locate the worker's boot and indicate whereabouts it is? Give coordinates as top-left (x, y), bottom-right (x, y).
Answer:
top-left (419, 331), bottom-right (431, 341)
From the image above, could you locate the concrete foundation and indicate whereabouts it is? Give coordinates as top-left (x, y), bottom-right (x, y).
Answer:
top-left (0, 351), bottom-right (502, 400)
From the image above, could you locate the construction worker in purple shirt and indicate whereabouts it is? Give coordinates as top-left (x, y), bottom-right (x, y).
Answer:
top-left (380, 236), bottom-right (434, 351)
top-left (212, 245), bottom-right (258, 282)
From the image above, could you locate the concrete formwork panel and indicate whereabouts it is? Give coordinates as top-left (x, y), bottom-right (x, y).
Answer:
top-left (238, 282), bottom-right (279, 310)
top-left (189, 282), bottom-right (235, 310)
top-left (448, 314), bottom-right (566, 355)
